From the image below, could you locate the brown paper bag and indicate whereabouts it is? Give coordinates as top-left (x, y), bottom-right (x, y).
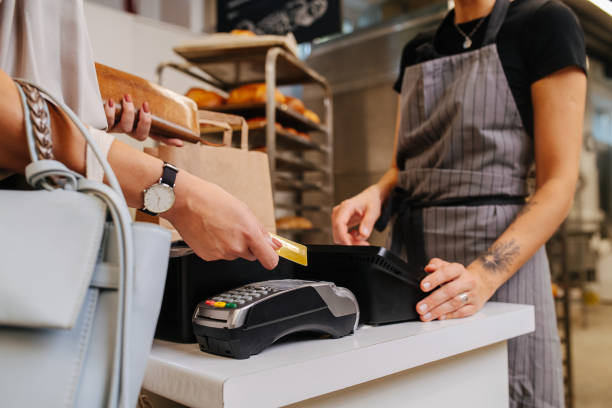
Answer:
top-left (141, 111), bottom-right (276, 240)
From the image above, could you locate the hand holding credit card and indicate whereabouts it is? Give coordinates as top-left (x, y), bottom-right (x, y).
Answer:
top-left (269, 233), bottom-right (308, 266)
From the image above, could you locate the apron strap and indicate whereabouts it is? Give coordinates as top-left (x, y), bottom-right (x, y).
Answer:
top-left (419, 0), bottom-right (511, 61)
top-left (482, 0), bottom-right (511, 45)
top-left (375, 188), bottom-right (526, 267)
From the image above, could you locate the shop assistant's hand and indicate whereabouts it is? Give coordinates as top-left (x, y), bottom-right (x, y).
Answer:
top-left (416, 258), bottom-right (498, 321)
top-left (332, 184), bottom-right (384, 245)
top-left (104, 94), bottom-right (184, 146)
top-left (164, 171), bottom-right (282, 270)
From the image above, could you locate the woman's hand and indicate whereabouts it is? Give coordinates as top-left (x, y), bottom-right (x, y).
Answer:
top-left (416, 258), bottom-right (497, 321)
top-left (164, 171), bottom-right (282, 270)
top-left (104, 94), bottom-right (183, 147)
top-left (332, 184), bottom-right (384, 245)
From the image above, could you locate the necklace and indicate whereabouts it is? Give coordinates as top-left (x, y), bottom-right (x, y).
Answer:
top-left (454, 16), bottom-right (487, 49)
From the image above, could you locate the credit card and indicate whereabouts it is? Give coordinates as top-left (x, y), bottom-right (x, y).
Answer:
top-left (269, 233), bottom-right (308, 266)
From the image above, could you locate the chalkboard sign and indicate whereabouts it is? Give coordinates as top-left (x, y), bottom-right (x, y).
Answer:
top-left (217, 0), bottom-right (341, 43)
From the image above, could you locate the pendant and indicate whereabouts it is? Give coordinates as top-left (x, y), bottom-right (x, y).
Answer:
top-left (463, 38), bottom-right (472, 49)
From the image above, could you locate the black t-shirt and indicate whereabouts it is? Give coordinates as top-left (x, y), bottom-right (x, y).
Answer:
top-left (393, 0), bottom-right (586, 137)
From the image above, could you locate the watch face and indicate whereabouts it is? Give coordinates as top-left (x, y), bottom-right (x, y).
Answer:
top-left (144, 183), bottom-right (175, 214)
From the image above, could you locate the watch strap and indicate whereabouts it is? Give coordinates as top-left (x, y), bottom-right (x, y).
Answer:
top-left (139, 208), bottom-right (158, 216)
top-left (161, 162), bottom-right (178, 187)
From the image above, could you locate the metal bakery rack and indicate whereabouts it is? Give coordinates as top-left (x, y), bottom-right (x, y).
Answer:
top-left (157, 38), bottom-right (334, 243)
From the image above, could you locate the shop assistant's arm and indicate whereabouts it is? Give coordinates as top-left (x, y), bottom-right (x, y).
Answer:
top-left (416, 66), bottom-right (586, 321)
top-left (331, 100), bottom-right (401, 245)
top-left (0, 70), bottom-right (280, 269)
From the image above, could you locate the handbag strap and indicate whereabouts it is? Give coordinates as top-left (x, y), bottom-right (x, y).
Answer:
top-left (14, 81), bottom-right (53, 161)
top-left (14, 78), bottom-right (125, 201)
top-left (14, 79), bottom-right (134, 408)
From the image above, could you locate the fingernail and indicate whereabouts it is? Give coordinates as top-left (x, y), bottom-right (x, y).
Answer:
top-left (272, 237), bottom-right (282, 249)
top-left (360, 226), bottom-right (369, 236)
top-left (124, 94), bottom-right (132, 103)
top-left (423, 281), bottom-right (431, 290)
top-left (108, 98), bottom-right (114, 108)
top-left (143, 101), bottom-right (150, 113)
top-left (439, 315), bottom-right (446, 321)
top-left (424, 313), bottom-right (432, 320)
top-left (418, 303), bottom-right (428, 313)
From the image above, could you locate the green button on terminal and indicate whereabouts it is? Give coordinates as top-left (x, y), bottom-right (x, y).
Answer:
top-left (225, 303), bottom-right (237, 308)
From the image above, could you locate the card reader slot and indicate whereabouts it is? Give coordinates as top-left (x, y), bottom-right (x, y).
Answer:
top-left (193, 315), bottom-right (229, 329)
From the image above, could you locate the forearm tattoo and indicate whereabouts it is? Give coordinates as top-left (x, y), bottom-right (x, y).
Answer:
top-left (477, 239), bottom-right (520, 274)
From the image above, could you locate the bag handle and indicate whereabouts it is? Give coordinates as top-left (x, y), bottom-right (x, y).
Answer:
top-left (198, 110), bottom-right (249, 150)
top-left (199, 118), bottom-right (233, 147)
top-left (14, 79), bottom-right (134, 408)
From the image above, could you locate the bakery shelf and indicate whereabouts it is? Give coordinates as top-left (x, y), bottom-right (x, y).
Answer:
top-left (276, 227), bottom-right (331, 237)
top-left (205, 103), bottom-right (328, 134)
top-left (172, 40), bottom-right (324, 88)
top-left (158, 45), bottom-right (334, 243)
top-left (275, 202), bottom-right (332, 213)
top-left (200, 124), bottom-right (329, 153)
top-left (273, 176), bottom-right (332, 193)
top-left (274, 153), bottom-right (327, 173)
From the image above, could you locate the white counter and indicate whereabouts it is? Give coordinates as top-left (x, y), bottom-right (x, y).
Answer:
top-left (143, 302), bottom-right (534, 408)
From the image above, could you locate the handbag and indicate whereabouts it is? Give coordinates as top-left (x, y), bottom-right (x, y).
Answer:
top-left (0, 79), bottom-right (171, 407)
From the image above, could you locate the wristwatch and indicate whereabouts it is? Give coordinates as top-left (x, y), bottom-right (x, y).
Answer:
top-left (141, 162), bottom-right (179, 216)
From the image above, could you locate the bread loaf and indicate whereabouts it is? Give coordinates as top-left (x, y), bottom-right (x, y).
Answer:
top-left (185, 88), bottom-right (226, 108)
top-left (246, 117), bottom-right (284, 131)
top-left (276, 216), bottom-right (313, 230)
top-left (227, 83), bottom-right (286, 105)
top-left (286, 96), bottom-right (306, 114)
top-left (230, 29), bottom-right (256, 36)
top-left (303, 109), bottom-right (320, 124)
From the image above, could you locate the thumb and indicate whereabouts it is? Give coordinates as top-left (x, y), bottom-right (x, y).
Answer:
top-left (359, 205), bottom-right (379, 239)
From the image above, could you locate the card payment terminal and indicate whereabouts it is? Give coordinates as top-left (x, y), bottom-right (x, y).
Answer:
top-left (192, 280), bottom-right (359, 359)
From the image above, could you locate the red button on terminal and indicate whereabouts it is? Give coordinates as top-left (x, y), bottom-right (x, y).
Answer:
top-left (205, 300), bottom-right (215, 306)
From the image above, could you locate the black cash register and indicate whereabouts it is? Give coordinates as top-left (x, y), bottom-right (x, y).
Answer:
top-left (293, 245), bottom-right (428, 324)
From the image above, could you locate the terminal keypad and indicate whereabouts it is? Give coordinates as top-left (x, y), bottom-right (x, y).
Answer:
top-left (205, 285), bottom-right (280, 309)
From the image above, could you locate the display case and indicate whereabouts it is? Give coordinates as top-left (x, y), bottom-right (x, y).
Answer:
top-left (157, 43), bottom-right (333, 243)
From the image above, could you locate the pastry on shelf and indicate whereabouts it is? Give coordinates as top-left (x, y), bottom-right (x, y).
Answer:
top-left (246, 117), bottom-right (284, 131)
top-left (303, 109), bottom-right (321, 124)
top-left (284, 127), bottom-right (299, 136)
top-left (276, 215), bottom-right (314, 230)
top-left (282, 127), bottom-right (310, 141)
top-left (185, 87), bottom-right (226, 108)
top-left (297, 131), bottom-right (311, 140)
top-left (229, 29), bottom-right (256, 36)
top-left (285, 96), bottom-right (306, 114)
top-left (227, 83), bottom-right (286, 105)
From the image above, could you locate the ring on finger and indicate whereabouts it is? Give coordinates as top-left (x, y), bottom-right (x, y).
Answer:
top-left (458, 292), bottom-right (469, 303)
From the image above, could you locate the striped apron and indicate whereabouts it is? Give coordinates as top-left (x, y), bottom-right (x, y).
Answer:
top-left (376, 1), bottom-right (564, 406)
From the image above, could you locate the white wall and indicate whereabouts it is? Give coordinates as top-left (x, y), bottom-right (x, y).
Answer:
top-left (83, 2), bottom-right (207, 150)
top-left (84, 2), bottom-right (203, 95)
